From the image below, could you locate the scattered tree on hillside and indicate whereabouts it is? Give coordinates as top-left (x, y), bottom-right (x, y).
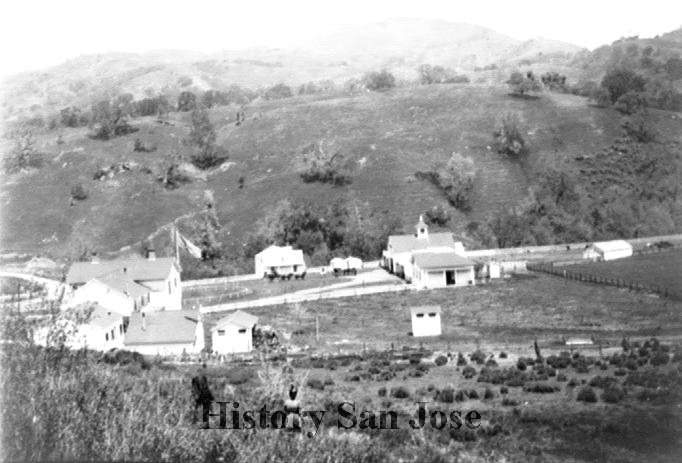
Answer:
top-left (133, 138), bottom-right (157, 153)
top-left (89, 100), bottom-right (138, 140)
top-left (177, 91), bottom-right (197, 112)
top-left (300, 141), bottom-right (353, 186)
top-left (506, 71), bottom-right (541, 95)
top-left (186, 106), bottom-right (227, 170)
top-left (600, 68), bottom-right (646, 104)
top-left (493, 113), bottom-right (528, 158)
top-left (59, 106), bottom-right (87, 127)
top-left (424, 204), bottom-right (450, 226)
top-left (418, 64), bottom-right (469, 85)
top-left (418, 153), bottom-right (477, 212)
top-left (199, 191), bottom-right (222, 261)
top-left (3, 129), bottom-right (44, 173)
top-left (362, 70), bottom-right (396, 91)
top-left (614, 91), bottom-right (647, 115)
top-left (621, 111), bottom-right (657, 143)
top-left (540, 72), bottom-right (568, 92)
top-left (264, 83), bottom-right (293, 100)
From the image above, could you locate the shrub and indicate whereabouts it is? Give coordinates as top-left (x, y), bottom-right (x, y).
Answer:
top-left (467, 389), bottom-right (479, 399)
top-left (507, 71), bottom-right (541, 95)
top-left (485, 357), bottom-right (498, 367)
top-left (434, 355), bottom-right (448, 367)
top-left (306, 378), bottom-right (325, 390)
top-left (483, 387), bottom-right (495, 399)
top-left (500, 386), bottom-right (508, 394)
top-left (588, 375), bottom-right (618, 389)
top-left (576, 386), bottom-right (598, 403)
top-left (454, 390), bottom-right (467, 402)
top-left (470, 349), bottom-right (486, 365)
top-left (567, 378), bottom-right (579, 387)
top-left (362, 70), bottom-right (396, 91)
top-left (133, 138), bottom-right (156, 153)
top-left (546, 354), bottom-right (571, 369)
top-left (557, 373), bottom-right (567, 382)
top-left (70, 184), bottom-right (88, 201)
top-left (499, 351), bottom-right (508, 359)
top-left (435, 387), bottom-right (455, 403)
top-left (614, 368), bottom-right (627, 377)
top-left (523, 382), bottom-right (559, 393)
top-left (324, 377), bottom-right (335, 386)
top-left (494, 113), bottom-right (528, 158)
top-left (621, 112), bottom-right (657, 143)
top-left (501, 397), bottom-right (518, 406)
top-left (424, 205), bottom-right (450, 226)
top-left (650, 351), bottom-right (669, 367)
top-left (390, 386), bottom-right (411, 399)
top-left (377, 386), bottom-right (387, 397)
top-left (516, 358), bottom-right (527, 371)
top-left (601, 386), bottom-right (625, 403)
top-left (615, 91), bottom-right (647, 114)
top-left (457, 352), bottom-right (467, 366)
top-left (462, 365), bottom-right (477, 379)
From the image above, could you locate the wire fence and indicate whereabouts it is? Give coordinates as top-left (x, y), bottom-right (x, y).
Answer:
top-left (526, 261), bottom-right (677, 300)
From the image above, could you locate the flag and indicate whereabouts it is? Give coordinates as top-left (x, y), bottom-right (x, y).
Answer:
top-left (176, 230), bottom-right (202, 259)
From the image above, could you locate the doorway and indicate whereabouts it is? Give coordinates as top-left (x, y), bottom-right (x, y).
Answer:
top-left (445, 270), bottom-right (455, 285)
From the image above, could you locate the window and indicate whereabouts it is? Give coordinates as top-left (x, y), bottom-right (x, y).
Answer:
top-left (111, 329), bottom-right (115, 340)
top-left (428, 313), bottom-right (437, 317)
top-left (217, 330), bottom-right (225, 336)
top-left (238, 329), bottom-right (247, 334)
top-left (416, 313), bottom-right (424, 318)
top-left (119, 325), bottom-right (123, 334)
top-left (105, 333), bottom-right (109, 341)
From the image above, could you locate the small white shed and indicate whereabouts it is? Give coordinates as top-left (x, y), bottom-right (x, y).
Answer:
top-left (254, 245), bottom-right (306, 278)
top-left (211, 310), bottom-right (258, 354)
top-left (410, 305), bottom-right (442, 337)
top-left (583, 240), bottom-right (633, 262)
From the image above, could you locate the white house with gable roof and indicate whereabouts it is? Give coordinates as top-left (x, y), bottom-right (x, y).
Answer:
top-left (382, 216), bottom-right (466, 283)
top-left (65, 249), bottom-right (182, 312)
top-left (211, 310), bottom-right (258, 354)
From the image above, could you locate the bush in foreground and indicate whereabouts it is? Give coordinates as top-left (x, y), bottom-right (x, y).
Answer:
top-left (577, 386), bottom-right (598, 403)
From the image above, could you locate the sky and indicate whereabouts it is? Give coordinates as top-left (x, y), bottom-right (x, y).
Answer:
top-left (1, 0), bottom-right (680, 77)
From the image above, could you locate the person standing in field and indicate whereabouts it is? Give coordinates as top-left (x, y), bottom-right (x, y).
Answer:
top-left (192, 363), bottom-right (214, 428)
top-left (284, 384), bottom-right (302, 433)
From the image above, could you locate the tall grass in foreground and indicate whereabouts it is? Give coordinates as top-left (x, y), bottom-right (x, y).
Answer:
top-left (0, 345), bottom-right (442, 462)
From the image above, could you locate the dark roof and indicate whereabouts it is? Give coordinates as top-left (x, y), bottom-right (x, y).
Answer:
top-left (94, 273), bottom-right (150, 298)
top-left (66, 257), bottom-right (177, 285)
top-left (214, 310), bottom-right (258, 330)
top-left (412, 252), bottom-right (474, 270)
top-left (124, 310), bottom-right (199, 345)
top-left (387, 233), bottom-right (458, 253)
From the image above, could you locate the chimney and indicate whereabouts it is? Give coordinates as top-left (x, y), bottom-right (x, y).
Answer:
top-left (146, 248), bottom-right (156, 261)
top-left (141, 312), bottom-right (146, 331)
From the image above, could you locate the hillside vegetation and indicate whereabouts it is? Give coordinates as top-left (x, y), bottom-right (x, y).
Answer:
top-left (4, 81), bottom-right (680, 267)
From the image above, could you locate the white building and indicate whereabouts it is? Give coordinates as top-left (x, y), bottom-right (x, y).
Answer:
top-left (65, 273), bottom-right (150, 316)
top-left (583, 240), bottom-right (633, 262)
top-left (123, 310), bottom-right (204, 356)
top-left (254, 245), bottom-right (306, 278)
top-left (33, 304), bottom-right (126, 352)
top-left (211, 310), bottom-right (258, 354)
top-left (411, 251), bottom-right (476, 289)
top-left (65, 250), bottom-right (182, 312)
top-left (410, 305), bottom-right (442, 337)
top-left (382, 216), bottom-right (465, 282)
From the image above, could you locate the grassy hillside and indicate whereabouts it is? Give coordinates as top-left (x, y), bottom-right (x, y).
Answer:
top-left (4, 82), bottom-right (679, 262)
top-left (0, 19), bottom-right (584, 121)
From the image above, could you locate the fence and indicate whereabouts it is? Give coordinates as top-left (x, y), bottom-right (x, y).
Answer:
top-left (526, 262), bottom-right (676, 299)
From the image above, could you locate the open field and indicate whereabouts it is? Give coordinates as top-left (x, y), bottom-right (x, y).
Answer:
top-left (8, 83), bottom-right (680, 260)
top-left (203, 273), bottom-right (682, 355)
top-left (562, 250), bottom-right (682, 300)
